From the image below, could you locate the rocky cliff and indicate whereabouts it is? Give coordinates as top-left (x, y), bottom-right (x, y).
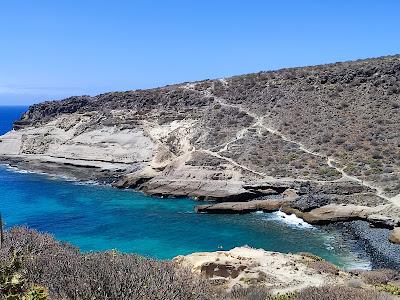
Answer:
top-left (0, 55), bottom-right (399, 231)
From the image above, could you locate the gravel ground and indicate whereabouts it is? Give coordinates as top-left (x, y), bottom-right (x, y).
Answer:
top-left (332, 221), bottom-right (400, 270)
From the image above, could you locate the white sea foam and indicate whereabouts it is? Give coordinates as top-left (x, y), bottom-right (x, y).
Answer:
top-left (343, 258), bottom-right (372, 271)
top-left (6, 165), bottom-right (46, 175)
top-left (4, 164), bottom-right (77, 181)
top-left (270, 210), bottom-right (314, 229)
top-left (73, 180), bottom-right (100, 186)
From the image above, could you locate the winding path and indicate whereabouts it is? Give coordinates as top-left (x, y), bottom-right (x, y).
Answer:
top-left (182, 80), bottom-right (399, 206)
top-left (209, 80), bottom-right (399, 206)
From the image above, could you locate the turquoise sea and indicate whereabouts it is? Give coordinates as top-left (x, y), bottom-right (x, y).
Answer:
top-left (0, 106), bottom-right (370, 268)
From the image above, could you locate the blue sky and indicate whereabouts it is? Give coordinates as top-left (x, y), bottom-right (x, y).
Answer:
top-left (0, 0), bottom-right (399, 106)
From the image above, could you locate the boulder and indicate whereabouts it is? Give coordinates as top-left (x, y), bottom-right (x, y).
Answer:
top-left (389, 227), bottom-right (400, 244)
top-left (301, 204), bottom-right (377, 224)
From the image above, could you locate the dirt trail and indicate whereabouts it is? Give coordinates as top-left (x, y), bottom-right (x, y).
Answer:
top-left (209, 79), bottom-right (399, 206)
top-left (182, 83), bottom-right (347, 185)
top-left (182, 81), bottom-right (400, 206)
top-left (201, 149), bottom-right (269, 179)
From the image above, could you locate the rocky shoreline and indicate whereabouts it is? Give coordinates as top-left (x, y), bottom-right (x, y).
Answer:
top-left (2, 154), bottom-right (399, 230)
top-left (335, 221), bottom-right (400, 270)
top-left (1, 159), bottom-right (399, 271)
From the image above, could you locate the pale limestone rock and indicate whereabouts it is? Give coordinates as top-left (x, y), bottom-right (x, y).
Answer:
top-left (173, 247), bottom-right (349, 294)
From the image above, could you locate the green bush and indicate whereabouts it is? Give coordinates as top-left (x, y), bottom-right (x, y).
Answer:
top-left (297, 252), bottom-right (324, 261)
top-left (0, 248), bottom-right (25, 299)
top-left (0, 248), bottom-right (48, 300)
top-left (377, 283), bottom-right (400, 296)
top-left (24, 285), bottom-right (48, 300)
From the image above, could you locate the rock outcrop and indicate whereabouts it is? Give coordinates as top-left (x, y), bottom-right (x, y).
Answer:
top-left (301, 204), bottom-right (394, 225)
top-left (173, 247), bottom-right (338, 293)
top-left (173, 247), bottom-right (390, 295)
top-left (195, 199), bottom-right (289, 214)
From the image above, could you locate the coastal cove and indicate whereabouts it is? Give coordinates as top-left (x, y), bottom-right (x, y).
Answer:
top-left (0, 107), bottom-right (376, 267)
top-left (0, 164), bottom-right (370, 267)
top-left (2, 3), bottom-right (400, 298)
top-left (0, 106), bottom-right (372, 269)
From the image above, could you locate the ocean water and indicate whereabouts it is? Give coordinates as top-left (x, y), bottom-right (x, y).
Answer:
top-left (0, 106), bottom-right (370, 268)
top-left (0, 106), bottom-right (27, 134)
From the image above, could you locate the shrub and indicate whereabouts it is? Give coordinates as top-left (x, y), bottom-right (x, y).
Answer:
top-left (334, 138), bottom-right (346, 145)
top-left (377, 283), bottom-right (400, 296)
top-left (1, 227), bottom-right (221, 300)
top-left (361, 269), bottom-right (399, 285)
top-left (24, 285), bottom-right (49, 300)
top-left (227, 285), bottom-right (271, 300)
top-left (295, 285), bottom-right (392, 300)
top-left (297, 252), bottom-right (323, 261)
top-left (0, 247), bottom-right (49, 300)
top-left (307, 261), bottom-right (339, 275)
top-left (267, 292), bottom-right (296, 300)
top-left (391, 101), bottom-right (399, 109)
top-left (0, 248), bottom-right (25, 298)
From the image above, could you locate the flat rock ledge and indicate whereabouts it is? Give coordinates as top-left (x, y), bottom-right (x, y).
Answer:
top-left (298, 204), bottom-right (398, 227)
top-left (196, 201), bottom-right (400, 229)
top-left (195, 199), bottom-right (288, 214)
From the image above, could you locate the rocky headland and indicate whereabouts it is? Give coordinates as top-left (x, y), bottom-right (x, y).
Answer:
top-left (0, 55), bottom-right (399, 261)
